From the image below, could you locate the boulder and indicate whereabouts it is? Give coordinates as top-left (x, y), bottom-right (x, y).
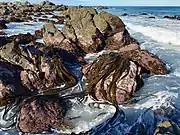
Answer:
top-left (122, 49), bottom-right (168, 75)
top-left (85, 52), bottom-right (143, 104)
top-left (17, 96), bottom-right (67, 134)
top-left (63, 8), bottom-right (105, 53)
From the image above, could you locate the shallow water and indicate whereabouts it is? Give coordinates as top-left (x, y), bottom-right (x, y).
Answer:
top-left (1, 6), bottom-right (180, 135)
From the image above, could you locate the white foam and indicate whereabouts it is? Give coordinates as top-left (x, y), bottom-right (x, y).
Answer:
top-left (125, 22), bottom-right (180, 49)
top-left (122, 91), bottom-right (178, 110)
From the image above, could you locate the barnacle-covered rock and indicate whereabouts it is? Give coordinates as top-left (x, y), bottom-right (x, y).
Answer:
top-left (17, 96), bottom-right (67, 134)
top-left (85, 52), bottom-right (143, 104)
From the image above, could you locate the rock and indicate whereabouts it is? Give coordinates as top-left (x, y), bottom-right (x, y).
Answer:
top-left (19, 47), bottom-right (78, 93)
top-left (9, 33), bottom-right (36, 44)
top-left (121, 13), bottom-right (128, 16)
top-left (122, 49), bottom-right (168, 75)
top-left (93, 14), bottom-right (110, 33)
top-left (63, 8), bottom-right (105, 53)
top-left (148, 16), bottom-right (156, 19)
top-left (43, 22), bottom-right (65, 46)
top-left (141, 13), bottom-right (148, 15)
top-left (35, 29), bottom-right (43, 39)
top-left (0, 19), bottom-right (7, 29)
top-left (17, 96), bottom-right (67, 134)
top-left (85, 52), bottom-right (143, 104)
top-left (40, 1), bottom-right (55, 6)
top-left (96, 6), bottom-right (108, 10)
top-left (164, 15), bottom-right (180, 20)
top-left (5, 16), bottom-right (24, 23)
top-left (98, 12), bottom-right (125, 33)
top-left (38, 18), bottom-right (54, 23)
top-left (0, 37), bottom-right (8, 46)
top-left (154, 121), bottom-right (180, 135)
top-left (43, 22), bottom-right (85, 62)
top-left (0, 42), bottom-right (38, 72)
top-left (0, 61), bottom-right (32, 107)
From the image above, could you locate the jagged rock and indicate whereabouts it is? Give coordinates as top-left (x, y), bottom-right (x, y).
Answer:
top-left (122, 49), bottom-right (168, 75)
top-left (63, 8), bottom-right (105, 53)
top-left (85, 52), bottom-right (143, 104)
top-left (17, 96), bottom-right (67, 134)
top-left (0, 42), bottom-right (38, 72)
top-left (0, 19), bottom-right (7, 29)
top-left (98, 12), bottom-right (125, 33)
top-left (43, 22), bottom-right (85, 63)
top-left (43, 22), bottom-right (65, 46)
top-left (93, 14), bottom-right (110, 33)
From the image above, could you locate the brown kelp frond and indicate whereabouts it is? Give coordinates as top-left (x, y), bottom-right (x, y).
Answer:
top-left (86, 52), bottom-right (131, 104)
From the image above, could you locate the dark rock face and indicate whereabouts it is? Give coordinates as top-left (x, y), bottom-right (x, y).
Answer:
top-left (122, 49), bottom-right (168, 75)
top-left (0, 19), bottom-right (7, 29)
top-left (0, 61), bottom-right (32, 107)
top-left (85, 52), bottom-right (143, 104)
top-left (149, 16), bottom-right (156, 19)
top-left (0, 37), bottom-right (8, 46)
top-left (18, 96), bottom-right (66, 134)
top-left (9, 33), bottom-right (36, 44)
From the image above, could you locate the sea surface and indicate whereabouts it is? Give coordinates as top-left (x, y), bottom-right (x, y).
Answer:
top-left (1, 6), bottom-right (180, 135)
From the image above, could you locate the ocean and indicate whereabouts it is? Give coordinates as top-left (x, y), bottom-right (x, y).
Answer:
top-left (1, 6), bottom-right (180, 135)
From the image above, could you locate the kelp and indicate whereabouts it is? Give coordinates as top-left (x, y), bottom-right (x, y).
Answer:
top-left (86, 52), bottom-right (133, 104)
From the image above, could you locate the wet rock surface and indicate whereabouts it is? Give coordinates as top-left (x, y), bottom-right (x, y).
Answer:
top-left (18, 96), bottom-right (67, 134)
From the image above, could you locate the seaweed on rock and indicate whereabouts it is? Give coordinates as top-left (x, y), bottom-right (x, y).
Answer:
top-left (85, 52), bottom-right (143, 104)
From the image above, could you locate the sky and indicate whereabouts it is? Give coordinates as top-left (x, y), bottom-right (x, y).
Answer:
top-left (1, 0), bottom-right (180, 6)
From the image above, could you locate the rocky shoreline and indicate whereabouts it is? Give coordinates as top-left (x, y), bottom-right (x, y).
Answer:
top-left (0, 1), bottom-right (175, 135)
